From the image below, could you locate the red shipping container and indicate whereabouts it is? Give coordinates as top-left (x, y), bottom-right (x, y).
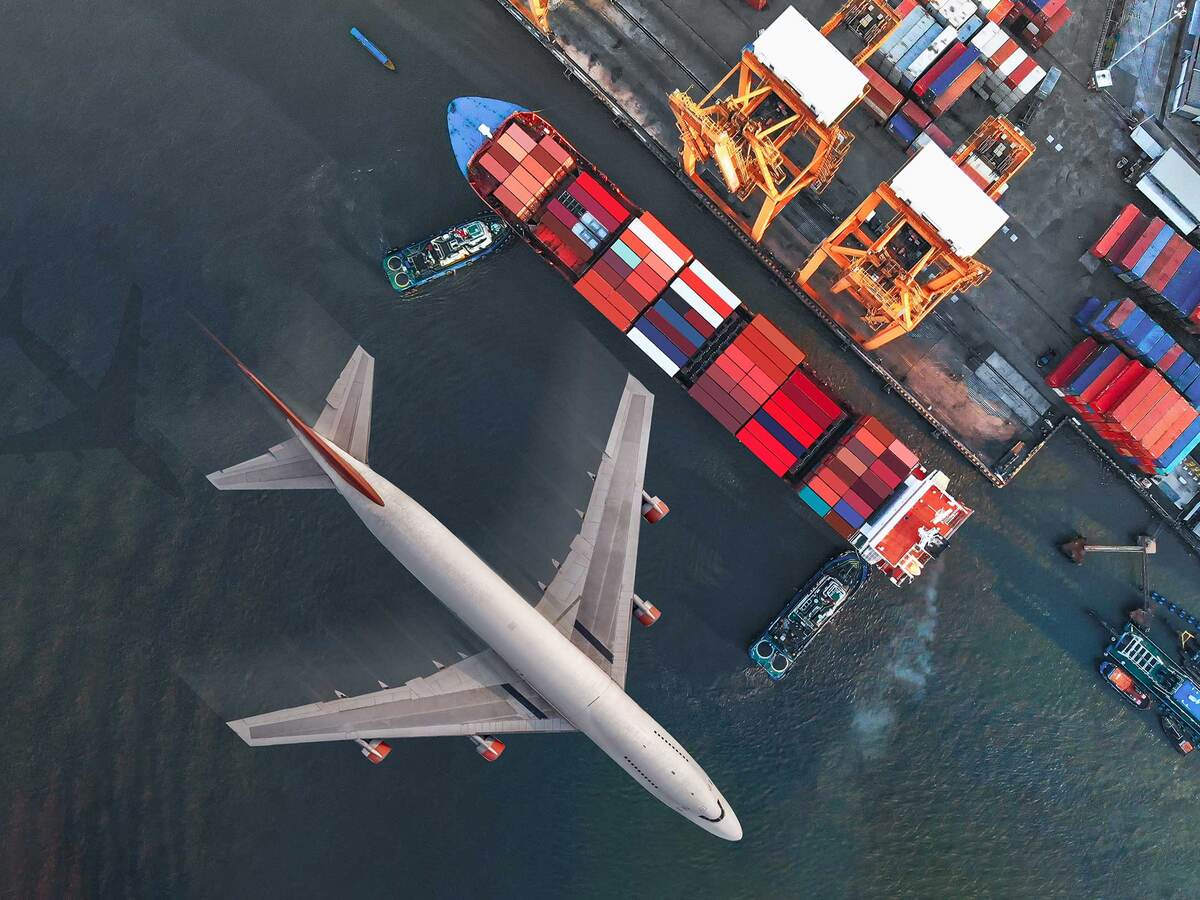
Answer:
top-left (505, 123), bottom-right (537, 152)
top-left (1091, 205), bottom-right (1143, 258)
top-left (1157, 344), bottom-right (1185, 372)
top-left (824, 510), bottom-right (857, 540)
top-left (914, 43), bottom-right (966, 97)
top-left (1045, 338), bottom-right (1100, 390)
top-left (814, 463), bottom-right (848, 495)
top-left (1077, 356), bottom-right (1133, 406)
top-left (639, 212), bottom-right (693, 265)
top-left (1144, 235), bottom-right (1191, 293)
top-left (767, 391), bottom-right (822, 443)
top-left (1092, 363), bottom-right (1151, 414)
top-left (861, 416), bottom-right (895, 446)
top-left (738, 420), bottom-right (795, 476)
top-left (478, 152), bottom-right (512, 183)
top-left (845, 436), bottom-right (878, 467)
top-left (750, 316), bottom-right (806, 366)
top-left (986, 0), bottom-right (1015, 22)
top-left (1113, 376), bottom-right (1170, 427)
top-left (787, 370), bottom-right (842, 422)
top-left (870, 457), bottom-right (902, 489)
top-left (888, 439), bottom-right (919, 469)
top-left (1142, 398), bottom-right (1192, 448)
top-left (988, 39), bottom-right (1018, 71)
top-left (495, 130), bottom-right (527, 161)
top-left (1004, 57), bottom-right (1037, 89)
top-left (858, 62), bottom-right (905, 122)
top-left (537, 134), bottom-right (573, 167)
top-left (573, 172), bottom-right (630, 224)
top-left (807, 474), bottom-right (843, 507)
top-left (898, 100), bottom-right (931, 131)
top-left (843, 489), bottom-right (875, 519)
top-left (690, 382), bottom-right (743, 433)
top-left (1129, 393), bottom-right (1181, 441)
top-left (1117, 219), bottom-right (1166, 272)
top-left (1148, 407), bottom-right (1198, 456)
top-left (678, 267), bottom-right (735, 318)
top-left (855, 427), bottom-right (887, 457)
top-left (837, 446), bottom-right (868, 476)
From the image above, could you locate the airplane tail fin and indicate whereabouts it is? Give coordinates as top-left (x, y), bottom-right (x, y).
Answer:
top-left (0, 270), bottom-right (25, 337)
top-left (194, 317), bottom-right (380, 502)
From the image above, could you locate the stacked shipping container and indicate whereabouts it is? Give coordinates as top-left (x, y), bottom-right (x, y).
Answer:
top-left (968, 21), bottom-right (1047, 114)
top-left (1090, 205), bottom-right (1200, 334)
top-left (575, 212), bottom-right (690, 331)
top-left (466, 108), bottom-right (972, 583)
top-left (798, 417), bottom-right (921, 538)
top-left (1046, 338), bottom-right (1200, 474)
top-left (478, 121), bottom-right (577, 223)
top-left (1074, 297), bottom-right (1200, 400)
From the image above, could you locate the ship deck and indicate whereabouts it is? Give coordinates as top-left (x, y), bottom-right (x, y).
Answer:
top-left (494, 0), bottom-right (1149, 487)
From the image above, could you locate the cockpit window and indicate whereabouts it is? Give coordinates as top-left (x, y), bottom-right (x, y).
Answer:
top-left (698, 798), bottom-right (725, 824)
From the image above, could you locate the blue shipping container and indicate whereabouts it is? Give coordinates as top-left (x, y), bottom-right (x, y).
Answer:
top-left (633, 318), bottom-right (690, 367)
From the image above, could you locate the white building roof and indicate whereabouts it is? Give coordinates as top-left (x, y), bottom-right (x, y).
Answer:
top-left (889, 144), bottom-right (1008, 256)
top-left (749, 6), bottom-right (868, 127)
top-left (1137, 148), bottom-right (1200, 234)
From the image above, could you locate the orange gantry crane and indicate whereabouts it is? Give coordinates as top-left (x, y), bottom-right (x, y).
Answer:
top-left (506, 0), bottom-right (553, 33)
top-left (795, 117), bottom-right (1034, 350)
top-left (668, 6), bottom-right (876, 243)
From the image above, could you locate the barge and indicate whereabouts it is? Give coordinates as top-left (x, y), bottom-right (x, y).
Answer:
top-left (1105, 624), bottom-right (1200, 744)
top-left (446, 96), bottom-right (972, 584)
top-left (748, 551), bottom-right (870, 681)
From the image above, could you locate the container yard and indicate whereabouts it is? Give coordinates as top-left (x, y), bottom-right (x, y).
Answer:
top-left (452, 99), bottom-right (972, 583)
top-left (493, 0), bottom-right (1200, 556)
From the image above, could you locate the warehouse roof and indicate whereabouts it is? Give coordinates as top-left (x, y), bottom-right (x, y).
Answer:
top-left (749, 6), bottom-right (868, 127)
top-left (889, 144), bottom-right (1008, 257)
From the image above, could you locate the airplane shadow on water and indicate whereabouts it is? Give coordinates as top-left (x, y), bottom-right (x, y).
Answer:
top-left (0, 271), bottom-right (184, 497)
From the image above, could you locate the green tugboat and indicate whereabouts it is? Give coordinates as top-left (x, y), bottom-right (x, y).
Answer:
top-left (749, 551), bottom-right (870, 681)
top-left (382, 214), bottom-right (509, 295)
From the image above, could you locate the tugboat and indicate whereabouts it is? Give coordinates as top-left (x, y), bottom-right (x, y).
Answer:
top-left (382, 214), bottom-right (509, 294)
top-left (749, 551), bottom-right (870, 682)
top-left (1161, 713), bottom-right (1195, 754)
top-left (1099, 661), bottom-right (1152, 709)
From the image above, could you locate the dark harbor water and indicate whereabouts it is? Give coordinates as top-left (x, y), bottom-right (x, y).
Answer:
top-left (3, 2), bottom-right (1200, 897)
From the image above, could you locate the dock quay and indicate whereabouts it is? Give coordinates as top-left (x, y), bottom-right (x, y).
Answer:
top-left (492, 0), bottom-right (1154, 491)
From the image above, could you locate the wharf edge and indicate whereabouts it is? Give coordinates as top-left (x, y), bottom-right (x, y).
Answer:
top-left (492, 0), bottom-right (1058, 490)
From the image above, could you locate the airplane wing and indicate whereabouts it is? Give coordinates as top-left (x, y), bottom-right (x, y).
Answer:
top-left (206, 434), bottom-right (333, 490)
top-left (227, 649), bottom-right (573, 746)
top-left (535, 375), bottom-right (653, 688)
top-left (314, 346), bottom-right (374, 463)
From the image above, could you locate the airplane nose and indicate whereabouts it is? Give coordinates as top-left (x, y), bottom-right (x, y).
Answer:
top-left (719, 804), bottom-right (743, 842)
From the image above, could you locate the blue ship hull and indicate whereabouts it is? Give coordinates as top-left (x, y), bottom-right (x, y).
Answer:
top-left (446, 96), bottom-right (529, 177)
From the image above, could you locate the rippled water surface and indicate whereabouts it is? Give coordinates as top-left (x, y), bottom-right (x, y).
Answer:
top-left (3, 2), bottom-right (1199, 897)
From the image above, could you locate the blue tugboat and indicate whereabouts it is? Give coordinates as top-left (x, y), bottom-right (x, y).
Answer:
top-left (749, 551), bottom-right (870, 681)
top-left (382, 214), bottom-right (509, 295)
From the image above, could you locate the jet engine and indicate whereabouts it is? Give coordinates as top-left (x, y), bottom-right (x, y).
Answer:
top-left (641, 490), bottom-right (669, 523)
top-left (469, 734), bottom-right (506, 761)
top-left (632, 593), bottom-right (661, 627)
top-left (356, 738), bottom-right (392, 764)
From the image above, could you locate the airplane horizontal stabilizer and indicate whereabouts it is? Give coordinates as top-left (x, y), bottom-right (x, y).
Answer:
top-left (206, 436), bottom-right (333, 491)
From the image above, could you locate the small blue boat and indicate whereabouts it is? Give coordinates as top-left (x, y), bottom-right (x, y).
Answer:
top-left (382, 214), bottom-right (510, 295)
top-left (350, 27), bottom-right (395, 71)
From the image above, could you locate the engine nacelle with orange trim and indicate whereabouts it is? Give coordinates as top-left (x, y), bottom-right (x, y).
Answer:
top-left (356, 738), bottom-right (392, 764)
top-left (641, 490), bottom-right (669, 524)
top-left (470, 734), bottom-right (505, 762)
top-left (632, 593), bottom-right (661, 627)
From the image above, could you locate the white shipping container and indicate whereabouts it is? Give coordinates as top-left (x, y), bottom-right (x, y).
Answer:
top-left (903, 26), bottom-right (957, 86)
top-left (1017, 66), bottom-right (1046, 94)
top-left (996, 47), bottom-right (1027, 79)
top-left (627, 217), bottom-right (684, 272)
top-left (885, 14), bottom-right (935, 67)
top-left (931, 0), bottom-right (978, 29)
top-left (876, 7), bottom-right (927, 61)
top-left (976, 27), bottom-right (1010, 58)
top-left (687, 260), bottom-right (742, 311)
top-left (628, 326), bottom-right (682, 376)
top-left (669, 278), bottom-right (724, 328)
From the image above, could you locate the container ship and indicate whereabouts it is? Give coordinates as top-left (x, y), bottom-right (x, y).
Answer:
top-left (382, 214), bottom-right (509, 294)
top-left (748, 551), bottom-right (870, 681)
top-left (446, 96), bottom-right (972, 585)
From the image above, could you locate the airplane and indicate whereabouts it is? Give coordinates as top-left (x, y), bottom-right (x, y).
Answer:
top-left (200, 326), bottom-right (742, 841)
top-left (0, 272), bottom-right (182, 496)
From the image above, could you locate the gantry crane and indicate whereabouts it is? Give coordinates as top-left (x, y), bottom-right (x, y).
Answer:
top-left (795, 117), bottom-right (1034, 350)
top-left (506, 0), bottom-right (553, 33)
top-left (951, 116), bottom-right (1035, 199)
top-left (820, 0), bottom-right (904, 66)
top-left (668, 6), bottom-right (870, 242)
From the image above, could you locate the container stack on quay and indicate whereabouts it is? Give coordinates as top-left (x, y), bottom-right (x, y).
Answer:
top-left (864, 1), bottom-right (1046, 152)
top-left (968, 21), bottom-right (1049, 115)
top-left (464, 110), bottom-right (974, 584)
top-left (1046, 338), bottom-right (1200, 475)
top-left (1091, 205), bottom-right (1200, 335)
top-left (1074, 298), bottom-right (1200, 401)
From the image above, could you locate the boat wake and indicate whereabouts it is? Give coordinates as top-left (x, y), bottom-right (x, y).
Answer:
top-left (851, 560), bottom-right (943, 757)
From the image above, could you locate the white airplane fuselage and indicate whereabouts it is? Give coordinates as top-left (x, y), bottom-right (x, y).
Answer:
top-left (288, 423), bottom-right (741, 841)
